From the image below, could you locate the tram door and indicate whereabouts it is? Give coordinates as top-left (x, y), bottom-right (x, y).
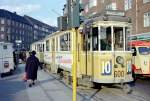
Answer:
top-left (99, 26), bottom-right (114, 80)
top-left (91, 27), bottom-right (99, 79)
top-left (86, 28), bottom-right (93, 77)
top-left (113, 27), bottom-right (126, 80)
top-left (51, 38), bottom-right (55, 72)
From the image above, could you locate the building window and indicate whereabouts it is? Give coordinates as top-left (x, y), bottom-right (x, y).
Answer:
top-left (125, 0), bottom-right (132, 11)
top-left (106, 3), bottom-right (117, 10)
top-left (7, 19), bottom-right (11, 25)
top-left (143, 0), bottom-right (150, 3)
top-left (12, 36), bottom-right (14, 40)
top-left (12, 21), bottom-right (14, 25)
top-left (89, 0), bottom-right (97, 8)
top-left (1, 27), bottom-right (5, 31)
top-left (7, 35), bottom-right (11, 41)
top-left (85, 4), bottom-right (89, 13)
top-left (0, 34), bottom-right (4, 39)
top-left (6, 28), bottom-right (11, 33)
top-left (1, 19), bottom-right (5, 24)
top-left (144, 12), bottom-right (150, 27)
top-left (34, 25), bottom-right (38, 29)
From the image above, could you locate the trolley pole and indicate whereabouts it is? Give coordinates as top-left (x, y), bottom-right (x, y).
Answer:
top-left (72, 28), bottom-right (77, 101)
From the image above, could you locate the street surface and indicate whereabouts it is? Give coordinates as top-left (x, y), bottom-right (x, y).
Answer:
top-left (0, 64), bottom-right (150, 101)
top-left (0, 64), bottom-right (82, 101)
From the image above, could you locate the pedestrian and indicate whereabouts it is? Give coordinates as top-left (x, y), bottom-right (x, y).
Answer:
top-left (25, 51), bottom-right (40, 87)
top-left (13, 50), bottom-right (17, 68)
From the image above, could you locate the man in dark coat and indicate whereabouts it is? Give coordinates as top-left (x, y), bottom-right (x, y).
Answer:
top-left (25, 51), bottom-right (40, 87)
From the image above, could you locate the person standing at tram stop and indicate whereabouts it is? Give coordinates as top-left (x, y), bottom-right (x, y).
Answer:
top-left (25, 51), bottom-right (40, 87)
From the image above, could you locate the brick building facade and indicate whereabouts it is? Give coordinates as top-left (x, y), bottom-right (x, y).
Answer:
top-left (81, 0), bottom-right (150, 40)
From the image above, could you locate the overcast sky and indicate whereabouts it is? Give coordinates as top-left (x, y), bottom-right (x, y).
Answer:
top-left (0, 0), bottom-right (66, 26)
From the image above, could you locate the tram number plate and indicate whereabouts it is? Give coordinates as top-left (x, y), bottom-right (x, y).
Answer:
top-left (114, 71), bottom-right (124, 77)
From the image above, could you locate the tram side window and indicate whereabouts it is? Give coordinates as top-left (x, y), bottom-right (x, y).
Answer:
top-left (56, 37), bottom-right (58, 51)
top-left (60, 33), bottom-right (70, 51)
top-left (37, 44), bottom-right (40, 52)
top-left (100, 27), bottom-right (112, 51)
top-left (46, 40), bottom-right (50, 51)
top-left (114, 27), bottom-right (123, 51)
top-left (37, 44), bottom-right (42, 52)
top-left (35, 45), bottom-right (36, 51)
top-left (87, 32), bottom-right (91, 51)
top-left (40, 44), bottom-right (43, 52)
top-left (82, 28), bottom-right (90, 51)
top-left (82, 34), bottom-right (86, 51)
top-left (126, 27), bottom-right (131, 51)
top-left (43, 44), bottom-right (44, 52)
top-left (92, 27), bottom-right (99, 51)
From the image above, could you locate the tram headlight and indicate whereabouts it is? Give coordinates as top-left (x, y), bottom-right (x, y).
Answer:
top-left (116, 56), bottom-right (124, 65)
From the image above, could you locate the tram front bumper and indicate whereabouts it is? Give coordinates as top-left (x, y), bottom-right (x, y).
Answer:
top-left (93, 75), bottom-right (133, 84)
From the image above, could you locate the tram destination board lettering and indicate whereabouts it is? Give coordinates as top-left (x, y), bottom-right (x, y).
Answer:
top-left (105, 10), bottom-right (125, 16)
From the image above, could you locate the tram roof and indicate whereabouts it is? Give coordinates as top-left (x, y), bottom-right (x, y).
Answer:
top-left (44, 30), bottom-right (72, 40)
top-left (83, 10), bottom-right (131, 26)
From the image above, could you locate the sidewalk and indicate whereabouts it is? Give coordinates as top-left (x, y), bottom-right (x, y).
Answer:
top-left (0, 64), bottom-right (83, 101)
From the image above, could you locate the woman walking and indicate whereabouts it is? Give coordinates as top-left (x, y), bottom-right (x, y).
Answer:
top-left (25, 51), bottom-right (40, 87)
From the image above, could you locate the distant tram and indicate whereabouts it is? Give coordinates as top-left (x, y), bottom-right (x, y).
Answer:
top-left (31, 40), bottom-right (45, 64)
top-left (31, 11), bottom-right (133, 93)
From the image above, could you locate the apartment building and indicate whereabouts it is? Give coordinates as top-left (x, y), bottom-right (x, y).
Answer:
top-left (0, 9), bottom-right (33, 50)
top-left (0, 9), bottom-right (57, 50)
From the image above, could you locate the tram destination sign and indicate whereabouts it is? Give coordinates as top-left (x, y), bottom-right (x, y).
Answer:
top-left (105, 10), bottom-right (125, 16)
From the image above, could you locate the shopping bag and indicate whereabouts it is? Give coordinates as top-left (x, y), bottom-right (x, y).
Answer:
top-left (22, 72), bottom-right (28, 81)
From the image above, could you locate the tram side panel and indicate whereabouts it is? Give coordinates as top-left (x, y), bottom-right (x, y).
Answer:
top-left (44, 38), bottom-right (53, 71)
top-left (55, 31), bottom-right (73, 74)
top-left (77, 32), bottom-right (87, 76)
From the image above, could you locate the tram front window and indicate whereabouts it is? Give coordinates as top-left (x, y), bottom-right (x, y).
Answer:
top-left (92, 27), bottom-right (99, 51)
top-left (100, 27), bottom-right (112, 51)
top-left (113, 27), bottom-right (124, 51)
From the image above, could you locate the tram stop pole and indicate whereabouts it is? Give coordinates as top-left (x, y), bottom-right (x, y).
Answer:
top-left (72, 28), bottom-right (78, 101)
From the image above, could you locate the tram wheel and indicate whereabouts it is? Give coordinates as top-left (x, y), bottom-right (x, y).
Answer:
top-left (122, 84), bottom-right (132, 94)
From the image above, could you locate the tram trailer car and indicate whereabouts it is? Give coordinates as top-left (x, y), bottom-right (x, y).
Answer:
top-left (42, 12), bottom-right (133, 93)
top-left (31, 40), bottom-right (45, 64)
top-left (0, 42), bottom-right (14, 77)
top-left (129, 41), bottom-right (150, 79)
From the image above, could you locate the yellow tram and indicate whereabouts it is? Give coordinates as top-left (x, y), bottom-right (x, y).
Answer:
top-left (31, 12), bottom-right (133, 93)
top-left (31, 40), bottom-right (45, 64)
